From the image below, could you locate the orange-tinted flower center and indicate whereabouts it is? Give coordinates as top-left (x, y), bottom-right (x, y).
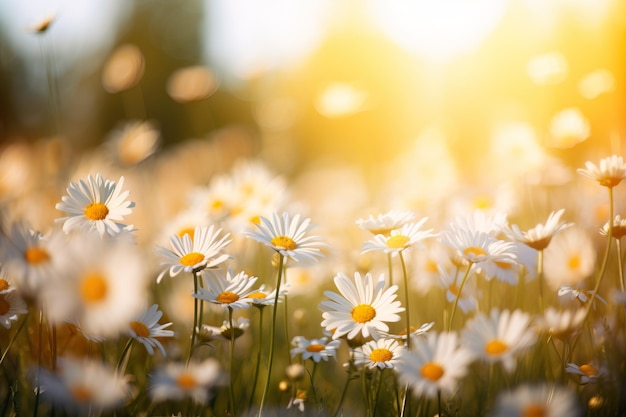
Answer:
top-left (80, 273), bottom-right (108, 303)
top-left (522, 403), bottom-right (546, 417)
top-left (370, 348), bottom-right (393, 363)
top-left (180, 252), bottom-right (205, 267)
top-left (485, 339), bottom-right (509, 356)
top-left (176, 372), bottom-right (197, 389)
top-left (306, 344), bottom-right (326, 353)
top-left (420, 362), bottom-right (444, 381)
top-left (270, 235), bottom-right (297, 251)
top-left (84, 202), bottom-right (109, 220)
top-left (216, 291), bottom-right (239, 304)
top-left (24, 247), bottom-right (50, 264)
top-left (130, 321), bottom-right (150, 337)
top-left (351, 304), bottom-right (376, 323)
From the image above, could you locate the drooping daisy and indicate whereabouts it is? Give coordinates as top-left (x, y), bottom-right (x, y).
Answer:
top-left (440, 227), bottom-right (517, 268)
top-left (356, 210), bottom-right (415, 236)
top-left (577, 155), bottom-right (626, 188)
top-left (557, 286), bottom-right (607, 309)
top-left (200, 317), bottom-right (250, 343)
top-left (194, 268), bottom-right (258, 310)
top-left (397, 331), bottom-right (474, 399)
top-left (37, 356), bottom-right (131, 413)
top-left (600, 214), bottom-right (626, 239)
top-left (565, 361), bottom-right (605, 384)
top-left (290, 336), bottom-right (341, 362)
top-left (506, 209), bottom-right (572, 251)
top-left (155, 225), bottom-right (231, 283)
top-left (319, 271), bottom-right (404, 341)
top-left (128, 304), bottom-right (175, 356)
top-left (0, 288), bottom-right (28, 329)
top-left (543, 226), bottom-right (596, 290)
top-left (384, 321), bottom-right (435, 345)
top-left (55, 173), bottom-right (135, 237)
top-left (353, 338), bottom-right (405, 370)
top-left (361, 218), bottom-right (436, 256)
top-left (149, 358), bottom-right (223, 405)
top-left (490, 383), bottom-right (581, 417)
top-left (462, 309), bottom-right (536, 373)
top-left (535, 307), bottom-right (585, 341)
top-left (244, 211), bottom-right (326, 263)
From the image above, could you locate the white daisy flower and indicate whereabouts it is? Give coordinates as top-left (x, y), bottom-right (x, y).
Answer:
top-left (480, 242), bottom-right (533, 285)
top-left (462, 309), bottom-right (536, 373)
top-left (155, 207), bottom-right (211, 247)
top-left (244, 212), bottom-right (326, 263)
top-left (535, 307), bottom-right (585, 341)
top-left (128, 304), bottom-right (175, 356)
top-left (155, 225), bottom-right (231, 283)
top-left (440, 227), bottom-right (517, 268)
top-left (247, 284), bottom-right (289, 308)
top-left (565, 361), bottom-right (605, 384)
top-left (319, 271), bottom-right (404, 341)
top-left (356, 210), bottom-right (416, 236)
top-left (149, 358), bottom-right (223, 405)
top-left (449, 210), bottom-right (508, 237)
top-left (558, 286), bottom-right (607, 309)
top-left (490, 383), bottom-right (581, 417)
top-left (188, 176), bottom-right (237, 222)
top-left (361, 218), bottom-right (436, 256)
top-left (40, 233), bottom-right (148, 338)
top-left (55, 173), bottom-right (135, 237)
top-left (543, 226), bottom-right (596, 291)
top-left (411, 241), bottom-right (455, 294)
top-left (438, 267), bottom-right (479, 314)
top-left (353, 338), bottom-right (405, 370)
top-left (200, 317), bottom-right (250, 342)
top-left (383, 321), bottom-right (435, 344)
top-left (194, 269), bottom-right (258, 310)
top-left (37, 356), bottom-right (131, 413)
top-left (0, 288), bottom-right (28, 329)
top-left (290, 336), bottom-right (340, 362)
top-left (577, 155), bottom-right (626, 188)
top-left (397, 331), bottom-right (474, 399)
top-left (506, 209), bottom-right (572, 251)
top-left (600, 214), bottom-right (626, 239)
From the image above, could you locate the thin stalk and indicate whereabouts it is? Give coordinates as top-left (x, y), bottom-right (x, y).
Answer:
top-left (228, 307), bottom-right (237, 417)
top-left (0, 313), bottom-right (28, 366)
top-left (447, 263), bottom-right (473, 331)
top-left (616, 238), bottom-right (625, 292)
top-left (283, 291), bottom-right (292, 365)
top-left (332, 357), bottom-right (355, 417)
top-left (387, 252), bottom-right (394, 287)
top-left (399, 251), bottom-right (411, 350)
top-left (308, 361), bottom-right (319, 406)
top-left (116, 338), bottom-right (134, 374)
top-left (248, 307), bottom-right (265, 411)
top-left (187, 271), bottom-right (201, 365)
top-left (371, 368), bottom-right (383, 417)
top-left (537, 249), bottom-right (545, 313)
top-left (34, 309), bottom-right (44, 417)
top-left (437, 389), bottom-right (443, 417)
top-left (258, 254), bottom-right (285, 417)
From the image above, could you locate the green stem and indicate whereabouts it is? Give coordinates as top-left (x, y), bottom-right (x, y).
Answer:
top-left (332, 357), bottom-right (355, 417)
top-left (187, 271), bottom-right (201, 365)
top-left (399, 251), bottom-right (411, 350)
top-left (248, 307), bottom-right (265, 411)
top-left (283, 290), bottom-right (292, 365)
top-left (387, 252), bottom-right (394, 287)
top-left (0, 313), bottom-right (28, 366)
top-left (258, 254), bottom-right (285, 417)
top-left (537, 249), bottom-right (545, 313)
top-left (116, 338), bottom-right (134, 374)
top-left (616, 238), bottom-right (625, 292)
top-left (228, 307), bottom-right (237, 417)
top-left (447, 263), bottom-right (472, 331)
top-left (437, 389), bottom-right (443, 417)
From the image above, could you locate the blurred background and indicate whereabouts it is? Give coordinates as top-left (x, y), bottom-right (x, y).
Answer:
top-left (0, 0), bottom-right (625, 231)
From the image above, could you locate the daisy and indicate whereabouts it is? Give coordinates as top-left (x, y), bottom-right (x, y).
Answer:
top-left (440, 228), bottom-right (517, 268)
top-left (565, 361), bottom-right (605, 384)
top-left (557, 286), bottom-right (607, 309)
top-left (439, 267), bottom-right (479, 314)
top-left (535, 307), bottom-right (585, 341)
top-left (155, 207), bottom-right (211, 247)
top-left (128, 304), bottom-right (175, 356)
top-left (356, 210), bottom-right (415, 236)
top-left (247, 284), bottom-right (289, 308)
top-left (577, 155), bottom-right (626, 188)
top-left (155, 225), bottom-right (231, 283)
top-left (397, 331), bottom-right (474, 399)
top-left (55, 173), bottom-right (135, 237)
top-left (490, 383), bottom-right (581, 417)
top-left (384, 321), bottom-right (435, 345)
top-left (0, 288), bottom-right (28, 329)
top-left (244, 212), bottom-right (326, 263)
top-left (462, 309), bottom-right (536, 373)
top-left (480, 242), bottom-right (535, 285)
top-left (449, 210), bottom-right (508, 237)
top-left (37, 356), bottom-right (131, 413)
top-left (200, 317), bottom-right (250, 342)
top-left (40, 232), bottom-right (148, 338)
top-left (353, 338), bottom-right (405, 370)
top-left (194, 268), bottom-right (258, 310)
top-left (506, 209), bottom-right (572, 251)
top-left (411, 241), bottom-right (454, 293)
top-left (290, 336), bottom-right (341, 362)
top-left (361, 218), bottom-right (436, 256)
top-left (319, 271), bottom-right (404, 341)
top-left (149, 358), bottom-right (223, 405)
top-left (543, 226), bottom-right (596, 290)
top-left (600, 214), bottom-right (626, 239)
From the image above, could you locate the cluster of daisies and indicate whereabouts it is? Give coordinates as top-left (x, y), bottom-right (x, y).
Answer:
top-left (0, 155), bottom-right (625, 416)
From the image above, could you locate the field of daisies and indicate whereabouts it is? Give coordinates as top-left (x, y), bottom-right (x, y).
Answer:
top-left (1, 145), bottom-right (626, 417)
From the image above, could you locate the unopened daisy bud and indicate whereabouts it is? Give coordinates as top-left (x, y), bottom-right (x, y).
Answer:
top-left (286, 363), bottom-right (305, 381)
top-left (278, 380), bottom-right (290, 392)
top-left (31, 14), bottom-right (55, 34)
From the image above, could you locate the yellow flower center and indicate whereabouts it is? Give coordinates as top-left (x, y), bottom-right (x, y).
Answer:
top-left (579, 364), bottom-right (597, 377)
top-left (522, 404), bottom-right (546, 417)
top-left (426, 260), bottom-right (438, 273)
top-left (420, 362), bottom-right (444, 381)
top-left (599, 177), bottom-right (622, 188)
top-left (80, 273), bottom-right (108, 303)
top-left (70, 385), bottom-right (92, 402)
top-left (484, 339), bottom-right (509, 356)
top-left (370, 348), bottom-right (393, 363)
top-left (448, 284), bottom-right (459, 295)
top-left (463, 246), bottom-right (487, 258)
top-left (472, 195), bottom-right (493, 210)
top-left (216, 291), bottom-right (239, 304)
top-left (351, 304), bottom-right (376, 323)
top-left (210, 200), bottom-right (224, 210)
top-left (176, 372), bottom-right (197, 389)
top-left (180, 252), bottom-right (205, 267)
top-left (0, 296), bottom-right (9, 315)
top-left (386, 234), bottom-right (410, 249)
top-left (568, 255), bottom-right (581, 270)
top-left (0, 279), bottom-right (9, 292)
top-left (249, 215), bottom-right (261, 225)
top-left (247, 291), bottom-right (267, 299)
top-left (306, 344), bottom-right (326, 353)
top-left (84, 202), bottom-right (109, 221)
top-left (130, 321), bottom-right (150, 337)
top-left (370, 227), bottom-right (393, 236)
top-left (177, 227), bottom-right (195, 240)
top-left (24, 247), bottom-right (50, 264)
top-left (494, 261), bottom-right (513, 270)
top-left (270, 235), bottom-right (297, 251)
